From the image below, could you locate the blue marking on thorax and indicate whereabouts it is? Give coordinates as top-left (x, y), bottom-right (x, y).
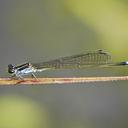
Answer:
top-left (16, 67), bottom-right (35, 76)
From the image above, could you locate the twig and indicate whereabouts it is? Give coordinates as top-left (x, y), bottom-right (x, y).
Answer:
top-left (0, 76), bottom-right (128, 85)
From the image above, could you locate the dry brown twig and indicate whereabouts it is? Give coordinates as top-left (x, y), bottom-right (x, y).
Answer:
top-left (0, 76), bottom-right (128, 85)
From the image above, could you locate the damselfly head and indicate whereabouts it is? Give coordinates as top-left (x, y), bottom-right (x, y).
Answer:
top-left (8, 64), bottom-right (15, 74)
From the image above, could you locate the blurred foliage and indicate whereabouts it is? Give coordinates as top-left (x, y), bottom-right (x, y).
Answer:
top-left (0, 95), bottom-right (51, 128)
top-left (66, 0), bottom-right (128, 55)
top-left (6, 0), bottom-right (128, 58)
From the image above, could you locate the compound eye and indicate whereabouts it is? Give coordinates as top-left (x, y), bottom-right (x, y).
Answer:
top-left (8, 64), bottom-right (15, 73)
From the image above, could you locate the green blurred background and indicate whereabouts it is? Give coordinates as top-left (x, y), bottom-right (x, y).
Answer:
top-left (0, 0), bottom-right (128, 128)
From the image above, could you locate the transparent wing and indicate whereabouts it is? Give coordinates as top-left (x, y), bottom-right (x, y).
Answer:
top-left (32, 50), bottom-right (112, 70)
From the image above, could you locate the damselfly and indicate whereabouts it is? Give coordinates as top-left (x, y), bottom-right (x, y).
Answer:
top-left (8, 50), bottom-right (128, 79)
